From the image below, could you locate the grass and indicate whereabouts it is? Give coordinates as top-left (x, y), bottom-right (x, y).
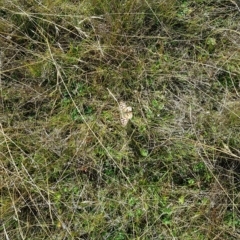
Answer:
top-left (1, 0), bottom-right (240, 239)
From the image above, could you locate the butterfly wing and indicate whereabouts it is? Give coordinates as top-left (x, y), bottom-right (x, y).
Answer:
top-left (119, 101), bottom-right (127, 111)
top-left (120, 116), bottom-right (129, 126)
top-left (119, 102), bottom-right (132, 126)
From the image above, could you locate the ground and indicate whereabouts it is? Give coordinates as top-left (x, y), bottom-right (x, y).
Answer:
top-left (1, 0), bottom-right (240, 239)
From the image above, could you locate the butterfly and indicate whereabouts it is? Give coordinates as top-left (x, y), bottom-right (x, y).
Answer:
top-left (119, 101), bottom-right (133, 126)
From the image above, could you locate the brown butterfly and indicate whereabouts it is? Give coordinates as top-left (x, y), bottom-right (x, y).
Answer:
top-left (119, 101), bottom-right (133, 126)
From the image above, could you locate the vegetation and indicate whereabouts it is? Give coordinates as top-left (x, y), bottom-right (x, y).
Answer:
top-left (1, 0), bottom-right (240, 239)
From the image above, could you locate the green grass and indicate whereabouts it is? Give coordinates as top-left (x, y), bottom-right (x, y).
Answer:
top-left (1, 0), bottom-right (240, 239)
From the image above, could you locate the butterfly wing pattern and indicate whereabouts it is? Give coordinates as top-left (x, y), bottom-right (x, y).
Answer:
top-left (119, 101), bottom-right (133, 126)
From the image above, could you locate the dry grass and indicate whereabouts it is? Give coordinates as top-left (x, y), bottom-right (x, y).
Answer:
top-left (1, 0), bottom-right (240, 239)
